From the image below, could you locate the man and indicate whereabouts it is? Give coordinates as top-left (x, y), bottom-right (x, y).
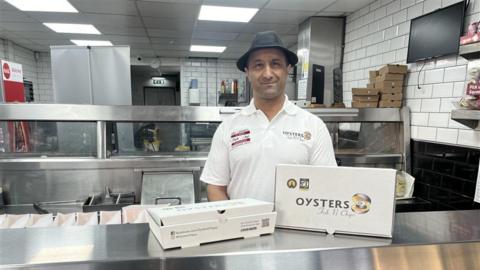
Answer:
top-left (200, 31), bottom-right (337, 202)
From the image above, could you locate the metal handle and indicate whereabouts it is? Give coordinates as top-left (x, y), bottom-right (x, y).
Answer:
top-left (155, 197), bottom-right (181, 205)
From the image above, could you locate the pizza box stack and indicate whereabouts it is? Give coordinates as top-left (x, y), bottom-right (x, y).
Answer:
top-left (146, 198), bottom-right (276, 249)
top-left (375, 64), bottom-right (407, 108)
top-left (351, 70), bottom-right (379, 108)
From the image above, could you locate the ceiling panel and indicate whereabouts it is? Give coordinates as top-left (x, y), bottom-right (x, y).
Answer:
top-left (0, 22), bottom-right (49, 32)
top-left (95, 26), bottom-right (147, 36)
top-left (190, 39), bottom-right (227, 46)
top-left (128, 43), bottom-right (154, 49)
top-left (150, 37), bottom-right (191, 45)
top-left (155, 49), bottom-right (190, 57)
top-left (0, 10), bottom-right (36, 23)
top-left (219, 52), bottom-right (242, 60)
top-left (14, 31), bottom-right (65, 39)
top-left (131, 48), bottom-right (156, 57)
top-left (315, 11), bottom-right (346, 16)
top-left (137, 0), bottom-right (200, 4)
top-left (103, 35), bottom-right (150, 43)
top-left (192, 31), bottom-right (238, 41)
top-left (34, 39), bottom-right (73, 46)
top-left (142, 17), bottom-right (195, 31)
top-left (24, 12), bottom-right (89, 24)
top-left (234, 33), bottom-right (255, 42)
top-left (151, 44), bottom-right (190, 51)
top-left (136, 2), bottom-right (200, 19)
top-left (265, 0), bottom-right (337, 11)
top-left (242, 23), bottom-right (296, 34)
top-left (70, 0), bottom-right (138, 16)
top-left (251, 9), bottom-right (316, 24)
top-left (83, 14), bottom-right (143, 27)
top-left (0, 1), bottom-right (16, 10)
top-left (324, 0), bottom-right (373, 12)
top-left (202, 0), bottom-right (269, 8)
top-left (195, 21), bottom-right (247, 33)
top-left (147, 28), bottom-right (192, 38)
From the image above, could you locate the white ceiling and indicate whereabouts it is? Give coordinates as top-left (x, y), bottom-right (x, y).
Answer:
top-left (0, 0), bottom-right (375, 59)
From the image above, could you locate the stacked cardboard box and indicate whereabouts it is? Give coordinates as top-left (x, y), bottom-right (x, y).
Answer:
top-left (375, 64), bottom-right (407, 108)
top-left (351, 87), bottom-right (379, 108)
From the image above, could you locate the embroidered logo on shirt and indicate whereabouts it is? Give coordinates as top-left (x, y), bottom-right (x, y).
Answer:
top-left (282, 130), bottom-right (312, 141)
top-left (231, 129), bottom-right (251, 148)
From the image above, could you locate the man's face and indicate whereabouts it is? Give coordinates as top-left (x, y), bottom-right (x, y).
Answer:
top-left (245, 48), bottom-right (290, 101)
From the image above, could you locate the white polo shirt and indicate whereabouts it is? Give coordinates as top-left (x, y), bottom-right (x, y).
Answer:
top-left (200, 96), bottom-right (337, 202)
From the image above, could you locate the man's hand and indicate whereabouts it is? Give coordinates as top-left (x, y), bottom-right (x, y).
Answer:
top-left (207, 184), bottom-right (229, 201)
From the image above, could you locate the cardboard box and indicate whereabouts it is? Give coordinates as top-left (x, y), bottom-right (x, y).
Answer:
top-left (352, 101), bottom-right (378, 108)
top-left (353, 95), bottom-right (379, 102)
top-left (352, 88), bottom-right (379, 95)
top-left (379, 64), bottom-right (408, 75)
top-left (367, 83), bottom-right (375, 88)
top-left (380, 93), bottom-right (403, 101)
top-left (379, 87), bottom-right (403, 94)
top-left (379, 100), bottom-right (402, 108)
top-left (369, 70), bottom-right (378, 79)
top-left (375, 80), bottom-right (403, 89)
top-left (147, 198), bottom-right (276, 249)
top-left (275, 165), bottom-right (397, 238)
top-left (379, 73), bottom-right (404, 81)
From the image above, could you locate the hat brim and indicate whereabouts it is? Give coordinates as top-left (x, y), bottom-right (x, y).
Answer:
top-left (236, 45), bottom-right (298, 72)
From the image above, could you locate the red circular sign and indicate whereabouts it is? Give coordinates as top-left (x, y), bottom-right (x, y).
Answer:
top-left (2, 63), bottom-right (10, 80)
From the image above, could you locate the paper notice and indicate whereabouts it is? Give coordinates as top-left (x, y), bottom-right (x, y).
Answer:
top-left (297, 79), bottom-right (307, 100)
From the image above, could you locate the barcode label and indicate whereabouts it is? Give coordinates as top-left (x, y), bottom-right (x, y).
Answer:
top-left (261, 218), bottom-right (269, 227)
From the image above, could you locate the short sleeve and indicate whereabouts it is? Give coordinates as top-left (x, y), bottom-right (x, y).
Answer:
top-left (200, 122), bottom-right (230, 186)
top-left (310, 119), bottom-right (337, 166)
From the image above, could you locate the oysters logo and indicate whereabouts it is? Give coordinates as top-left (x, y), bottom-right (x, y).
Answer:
top-left (287, 179), bottom-right (297, 189)
top-left (351, 193), bottom-right (371, 214)
top-left (3, 63), bottom-right (10, 79)
top-left (303, 131), bottom-right (311, 141)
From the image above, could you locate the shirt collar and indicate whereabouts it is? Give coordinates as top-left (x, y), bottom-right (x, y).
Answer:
top-left (241, 95), bottom-right (299, 116)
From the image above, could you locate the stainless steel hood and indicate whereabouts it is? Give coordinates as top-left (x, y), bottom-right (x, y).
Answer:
top-left (296, 17), bottom-right (345, 105)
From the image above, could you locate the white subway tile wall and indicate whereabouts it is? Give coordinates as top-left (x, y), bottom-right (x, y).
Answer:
top-left (180, 59), bottom-right (245, 106)
top-left (343, 0), bottom-right (476, 147)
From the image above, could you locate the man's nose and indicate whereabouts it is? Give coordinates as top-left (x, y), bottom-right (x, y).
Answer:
top-left (262, 65), bottom-right (274, 79)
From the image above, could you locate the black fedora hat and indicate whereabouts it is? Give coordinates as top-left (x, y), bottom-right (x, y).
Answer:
top-left (236, 31), bottom-right (298, 72)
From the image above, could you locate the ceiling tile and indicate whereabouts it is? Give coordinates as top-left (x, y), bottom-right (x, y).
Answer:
top-left (131, 48), bottom-right (156, 57)
top-left (147, 28), bottom-right (192, 38)
top-left (0, 10), bottom-right (36, 23)
top-left (103, 35), bottom-right (150, 43)
top-left (13, 31), bottom-right (65, 39)
top-left (0, 22), bottom-right (49, 32)
top-left (150, 37), bottom-right (191, 45)
top-left (95, 26), bottom-right (147, 36)
top-left (265, 0), bottom-right (337, 11)
top-left (136, 2), bottom-right (200, 19)
top-left (219, 52), bottom-right (242, 60)
top-left (83, 14), bottom-right (143, 27)
top-left (142, 17), bottom-right (195, 31)
top-left (202, 0), bottom-right (269, 8)
top-left (192, 31), bottom-right (238, 41)
top-left (137, 0), bottom-right (200, 4)
top-left (315, 11), bottom-right (345, 16)
top-left (190, 39), bottom-right (227, 46)
top-left (242, 23), bottom-right (296, 34)
top-left (324, 0), bottom-right (374, 12)
top-left (34, 39), bottom-right (73, 46)
top-left (24, 12), bottom-right (89, 24)
top-left (195, 21), bottom-right (247, 33)
top-left (0, 1), bottom-right (16, 10)
top-left (154, 49), bottom-right (190, 57)
top-left (70, 0), bottom-right (138, 15)
top-left (151, 44), bottom-right (190, 51)
top-left (251, 9), bottom-right (316, 24)
top-left (234, 33), bottom-right (255, 42)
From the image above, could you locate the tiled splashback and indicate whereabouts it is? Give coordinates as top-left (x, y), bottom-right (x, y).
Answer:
top-left (412, 140), bottom-right (480, 210)
top-left (343, 0), bottom-right (480, 148)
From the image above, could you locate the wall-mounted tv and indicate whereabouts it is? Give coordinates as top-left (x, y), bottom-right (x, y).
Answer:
top-left (406, 1), bottom-right (465, 63)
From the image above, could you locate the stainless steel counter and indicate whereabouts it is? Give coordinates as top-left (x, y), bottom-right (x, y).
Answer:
top-left (2, 210), bottom-right (480, 269)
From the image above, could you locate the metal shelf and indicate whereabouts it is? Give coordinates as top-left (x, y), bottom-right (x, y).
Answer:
top-left (459, 42), bottom-right (480, 60)
top-left (451, 109), bottom-right (480, 128)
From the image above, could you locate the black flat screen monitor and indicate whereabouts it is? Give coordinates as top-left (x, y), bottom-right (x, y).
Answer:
top-left (406, 1), bottom-right (465, 63)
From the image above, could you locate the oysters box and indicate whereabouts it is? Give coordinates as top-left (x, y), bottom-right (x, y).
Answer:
top-left (146, 198), bottom-right (276, 249)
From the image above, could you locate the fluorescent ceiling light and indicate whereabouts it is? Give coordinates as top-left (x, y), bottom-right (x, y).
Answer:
top-left (190, 45), bottom-right (226, 53)
top-left (198, 5), bottom-right (258, 23)
top-left (5, 0), bottom-right (78, 12)
top-left (71, 40), bottom-right (113, 46)
top-left (44, 23), bottom-right (101, 34)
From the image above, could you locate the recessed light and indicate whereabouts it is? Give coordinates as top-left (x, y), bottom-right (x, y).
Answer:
top-left (190, 45), bottom-right (226, 53)
top-left (44, 23), bottom-right (101, 34)
top-left (71, 40), bottom-right (113, 46)
top-left (5, 0), bottom-right (78, 13)
top-left (198, 5), bottom-right (258, 23)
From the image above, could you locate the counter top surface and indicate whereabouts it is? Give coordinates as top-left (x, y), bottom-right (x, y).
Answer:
top-left (1, 210), bottom-right (480, 267)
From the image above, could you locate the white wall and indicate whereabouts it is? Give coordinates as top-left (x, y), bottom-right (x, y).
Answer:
top-left (1, 38), bottom-right (53, 103)
top-left (343, 0), bottom-right (480, 148)
top-left (180, 58), bottom-right (245, 106)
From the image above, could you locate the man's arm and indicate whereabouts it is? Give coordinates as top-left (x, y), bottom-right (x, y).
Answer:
top-left (207, 184), bottom-right (229, 201)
